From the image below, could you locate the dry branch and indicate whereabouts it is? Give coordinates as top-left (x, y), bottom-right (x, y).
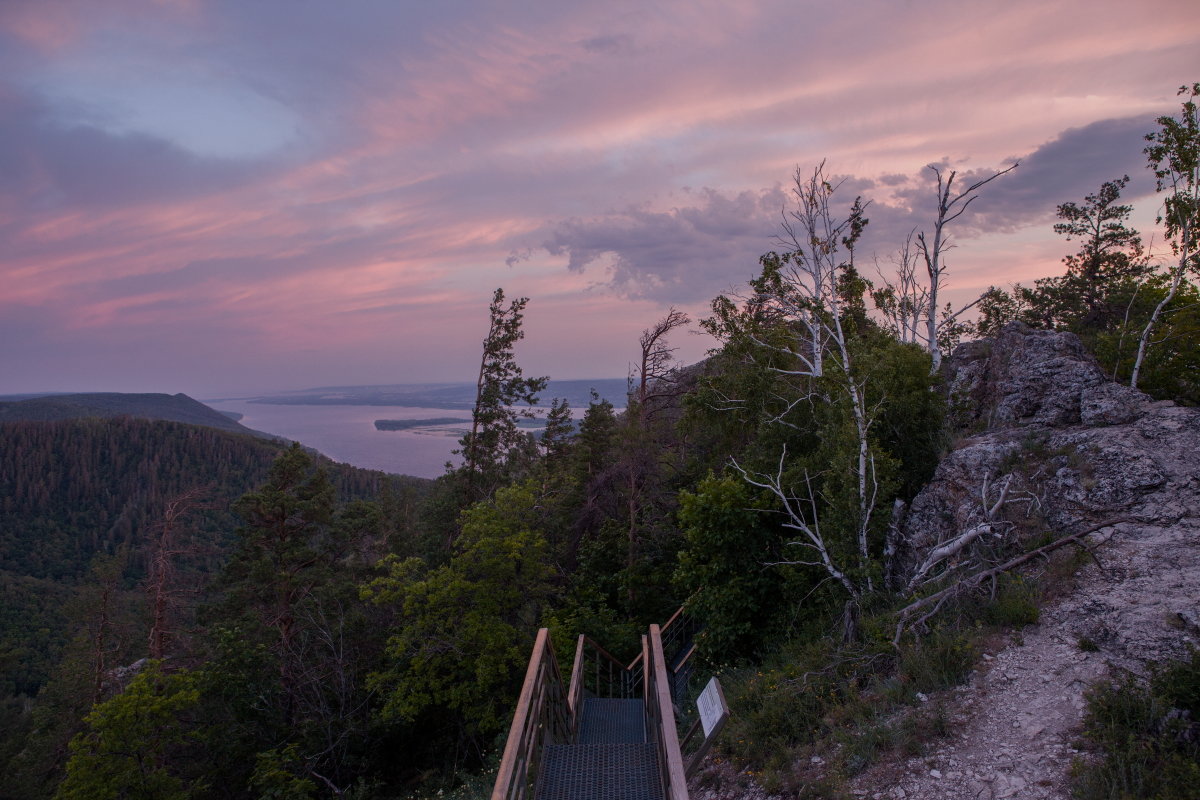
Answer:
top-left (892, 516), bottom-right (1135, 645)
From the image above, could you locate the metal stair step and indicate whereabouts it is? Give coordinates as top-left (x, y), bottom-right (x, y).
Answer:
top-left (535, 743), bottom-right (663, 800)
top-left (579, 698), bottom-right (646, 744)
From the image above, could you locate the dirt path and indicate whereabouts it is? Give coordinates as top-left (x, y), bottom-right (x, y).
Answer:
top-left (846, 518), bottom-right (1200, 800)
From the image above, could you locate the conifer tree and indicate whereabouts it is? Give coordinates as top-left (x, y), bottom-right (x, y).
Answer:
top-left (457, 288), bottom-right (548, 504)
top-left (1024, 176), bottom-right (1148, 332)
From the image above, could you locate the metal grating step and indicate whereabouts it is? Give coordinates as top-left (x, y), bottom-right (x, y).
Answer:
top-left (535, 743), bottom-right (663, 800)
top-left (579, 698), bottom-right (646, 744)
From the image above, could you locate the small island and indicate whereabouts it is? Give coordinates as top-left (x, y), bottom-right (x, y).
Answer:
top-left (374, 417), bottom-right (471, 431)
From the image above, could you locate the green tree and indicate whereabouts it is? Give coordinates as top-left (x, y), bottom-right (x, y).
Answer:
top-left (457, 288), bottom-right (548, 505)
top-left (1054, 177), bottom-right (1147, 319)
top-left (1027, 176), bottom-right (1149, 334)
top-left (1134, 83), bottom-right (1200, 388)
top-left (675, 475), bottom-right (784, 663)
top-left (222, 443), bottom-right (335, 727)
top-left (213, 444), bottom-right (382, 793)
top-left (364, 481), bottom-right (554, 751)
top-left (54, 662), bottom-right (203, 800)
top-left (539, 397), bottom-right (574, 466)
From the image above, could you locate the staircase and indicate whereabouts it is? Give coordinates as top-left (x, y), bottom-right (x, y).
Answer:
top-left (492, 615), bottom-right (700, 800)
top-left (537, 698), bottom-right (662, 800)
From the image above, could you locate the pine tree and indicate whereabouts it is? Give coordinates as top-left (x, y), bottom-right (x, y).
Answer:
top-left (457, 288), bottom-right (548, 504)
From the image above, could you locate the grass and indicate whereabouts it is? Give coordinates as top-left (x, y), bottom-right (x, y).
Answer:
top-left (1073, 649), bottom-right (1200, 799)
top-left (714, 608), bottom-right (981, 791)
top-left (711, 566), bottom-right (1059, 793)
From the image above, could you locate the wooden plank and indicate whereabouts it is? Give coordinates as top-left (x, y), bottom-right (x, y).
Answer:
top-left (491, 628), bottom-right (551, 800)
top-left (568, 634), bottom-right (585, 719)
top-left (649, 624), bottom-right (689, 800)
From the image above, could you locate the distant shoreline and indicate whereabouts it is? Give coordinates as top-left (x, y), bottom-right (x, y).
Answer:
top-left (374, 417), bottom-right (470, 431)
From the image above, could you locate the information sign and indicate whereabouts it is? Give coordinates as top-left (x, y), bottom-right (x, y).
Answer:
top-left (697, 676), bottom-right (728, 738)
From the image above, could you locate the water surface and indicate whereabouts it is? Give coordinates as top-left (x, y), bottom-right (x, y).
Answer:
top-left (209, 400), bottom-right (466, 478)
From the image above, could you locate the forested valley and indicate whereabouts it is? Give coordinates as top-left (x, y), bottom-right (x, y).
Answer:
top-left (1, 85), bottom-right (1197, 800)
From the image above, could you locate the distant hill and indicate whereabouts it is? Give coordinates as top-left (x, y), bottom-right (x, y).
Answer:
top-left (245, 378), bottom-right (630, 410)
top-left (0, 392), bottom-right (267, 437)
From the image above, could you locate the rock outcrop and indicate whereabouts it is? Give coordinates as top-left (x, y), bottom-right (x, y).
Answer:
top-left (900, 323), bottom-right (1200, 614)
top-left (842, 323), bottom-right (1200, 800)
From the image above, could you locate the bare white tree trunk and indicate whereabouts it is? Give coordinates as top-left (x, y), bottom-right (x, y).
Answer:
top-left (1131, 261), bottom-right (1185, 388)
top-left (916, 163), bottom-right (1018, 372)
top-left (1136, 84), bottom-right (1200, 387)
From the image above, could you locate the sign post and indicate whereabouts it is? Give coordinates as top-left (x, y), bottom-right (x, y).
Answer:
top-left (683, 676), bottom-right (729, 779)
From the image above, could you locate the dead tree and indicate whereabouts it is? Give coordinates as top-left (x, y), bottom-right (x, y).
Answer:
top-left (894, 517), bottom-right (1133, 645)
top-left (146, 488), bottom-right (208, 660)
top-left (917, 162), bottom-right (1018, 372)
top-left (900, 473), bottom-right (1037, 595)
top-left (630, 307), bottom-right (691, 423)
top-left (872, 230), bottom-right (929, 345)
top-left (730, 163), bottom-right (881, 639)
top-left (622, 309), bottom-right (691, 600)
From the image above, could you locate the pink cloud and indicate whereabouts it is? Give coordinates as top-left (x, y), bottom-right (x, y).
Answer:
top-left (1, 0), bottom-right (1197, 396)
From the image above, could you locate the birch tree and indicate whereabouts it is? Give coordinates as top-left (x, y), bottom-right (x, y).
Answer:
top-left (1133, 83), bottom-right (1200, 389)
top-left (871, 230), bottom-right (928, 344)
top-left (916, 162), bottom-right (1018, 371)
top-left (724, 163), bottom-right (884, 639)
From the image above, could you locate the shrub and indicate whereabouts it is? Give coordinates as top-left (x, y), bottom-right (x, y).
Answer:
top-left (1074, 650), bottom-right (1200, 799)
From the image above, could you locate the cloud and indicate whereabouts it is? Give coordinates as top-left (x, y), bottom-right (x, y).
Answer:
top-left (884, 115), bottom-right (1157, 238)
top-left (1, 0), bottom-right (1197, 395)
top-left (0, 83), bottom-right (275, 215)
top-left (541, 186), bottom-right (789, 302)
top-left (538, 114), bottom-right (1161, 303)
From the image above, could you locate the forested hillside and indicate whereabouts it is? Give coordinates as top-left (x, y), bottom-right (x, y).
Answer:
top-left (0, 419), bottom-right (428, 799)
top-left (0, 393), bottom-right (266, 437)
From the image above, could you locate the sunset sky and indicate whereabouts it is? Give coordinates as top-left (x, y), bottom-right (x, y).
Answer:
top-left (2, 0), bottom-right (1197, 397)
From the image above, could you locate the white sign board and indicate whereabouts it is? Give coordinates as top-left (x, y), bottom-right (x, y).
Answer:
top-left (696, 676), bottom-right (728, 738)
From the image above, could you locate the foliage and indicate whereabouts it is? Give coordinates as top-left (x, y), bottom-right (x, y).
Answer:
top-left (364, 481), bottom-right (555, 749)
top-left (456, 288), bottom-right (548, 505)
top-left (1023, 176), bottom-right (1150, 334)
top-left (675, 475), bottom-right (784, 663)
top-left (208, 443), bottom-right (384, 793)
top-left (249, 744), bottom-right (317, 800)
top-left (1074, 650), bottom-right (1200, 800)
top-left (1144, 83), bottom-right (1200, 271)
top-left (54, 662), bottom-right (204, 800)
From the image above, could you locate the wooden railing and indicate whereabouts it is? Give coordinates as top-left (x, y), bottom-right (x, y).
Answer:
top-left (645, 624), bottom-right (689, 800)
top-left (494, 609), bottom-right (703, 800)
top-left (491, 629), bottom-right (572, 800)
top-left (658, 608), bottom-right (699, 709)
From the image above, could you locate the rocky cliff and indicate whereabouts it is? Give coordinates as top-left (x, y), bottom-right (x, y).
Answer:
top-left (853, 322), bottom-right (1200, 800)
top-left (901, 323), bottom-right (1199, 600)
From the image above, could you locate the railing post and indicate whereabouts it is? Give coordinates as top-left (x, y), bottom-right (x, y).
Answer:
top-left (492, 629), bottom-right (570, 800)
top-left (647, 624), bottom-right (689, 800)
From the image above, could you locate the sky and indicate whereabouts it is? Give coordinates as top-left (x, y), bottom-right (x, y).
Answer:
top-left (1, 0), bottom-right (1197, 397)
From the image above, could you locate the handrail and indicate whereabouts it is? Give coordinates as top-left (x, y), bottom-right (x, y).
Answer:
top-left (569, 635), bottom-right (641, 701)
top-left (568, 634), bottom-right (586, 724)
top-left (494, 608), bottom-right (698, 800)
top-left (660, 605), bottom-right (685, 635)
top-left (491, 629), bottom-right (572, 800)
top-left (645, 624), bottom-right (689, 800)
